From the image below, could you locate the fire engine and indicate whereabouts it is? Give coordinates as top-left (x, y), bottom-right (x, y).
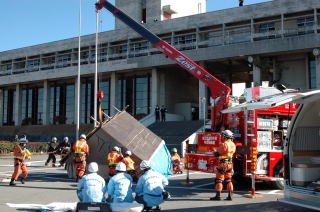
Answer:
top-left (95, 0), bottom-right (299, 189)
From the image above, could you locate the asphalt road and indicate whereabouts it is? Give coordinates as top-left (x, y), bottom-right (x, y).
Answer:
top-left (0, 155), bottom-right (317, 212)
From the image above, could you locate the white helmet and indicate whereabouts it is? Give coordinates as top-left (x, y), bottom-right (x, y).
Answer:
top-left (113, 146), bottom-right (120, 152)
top-left (51, 137), bottom-right (57, 142)
top-left (116, 162), bottom-right (126, 172)
top-left (140, 160), bottom-right (151, 170)
top-left (125, 150), bottom-right (132, 156)
top-left (80, 134), bottom-right (86, 140)
top-left (222, 130), bottom-right (234, 139)
top-left (63, 137), bottom-right (69, 142)
top-left (19, 137), bottom-right (28, 144)
top-left (88, 162), bottom-right (99, 173)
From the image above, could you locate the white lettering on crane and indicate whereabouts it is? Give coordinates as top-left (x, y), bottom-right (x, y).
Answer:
top-left (176, 56), bottom-right (196, 71)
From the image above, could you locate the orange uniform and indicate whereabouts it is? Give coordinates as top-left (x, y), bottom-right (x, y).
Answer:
top-left (107, 151), bottom-right (123, 176)
top-left (11, 145), bottom-right (31, 182)
top-left (122, 156), bottom-right (135, 171)
top-left (73, 138), bottom-right (89, 179)
top-left (172, 153), bottom-right (182, 174)
top-left (214, 139), bottom-right (236, 192)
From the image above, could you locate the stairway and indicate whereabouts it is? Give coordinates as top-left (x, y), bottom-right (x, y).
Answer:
top-left (148, 120), bottom-right (203, 152)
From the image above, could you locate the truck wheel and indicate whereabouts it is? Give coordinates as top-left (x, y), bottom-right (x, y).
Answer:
top-left (272, 166), bottom-right (284, 190)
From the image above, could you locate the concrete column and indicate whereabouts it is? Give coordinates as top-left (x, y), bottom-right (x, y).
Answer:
top-left (151, 68), bottom-right (159, 112)
top-left (14, 84), bottom-right (22, 126)
top-left (198, 61), bottom-right (207, 121)
top-left (316, 55), bottom-right (320, 88)
top-left (42, 80), bottom-right (50, 125)
top-left (110, 72), bottom-right (117, 116)
top-left (253, 64), bottom-right (262, 86)
top-left (0, 89), bottom-right (3, 126)
top-left (159, 71), bottom-right (166, 106)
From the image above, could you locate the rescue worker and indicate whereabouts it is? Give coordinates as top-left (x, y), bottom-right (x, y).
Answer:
top-left (58, 136), bottom-right (71, 167)
top-left (135, 160), bottom-right (169, 211)
top-left (9, 137), bottom-right (32, 186)
top-left (73, 134), bottom-right (89, 181)
top-left (121, 150), bottom-right (138, 182)
top-left (171, 148), bottom-right (183, 174)
top-left (77, 162), bottom-right (107, 202)
top-left (107, 146), bottom-right (123, 177)
top-left (210, 130), bottom-right (236, 201)
top-left (107, 162), bottom-right (134, 203)
top-left (45, 137), bottom-right (58, 167)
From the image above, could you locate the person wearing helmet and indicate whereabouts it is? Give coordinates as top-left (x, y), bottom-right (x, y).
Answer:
top-left (121, 150), bottom-right (138, 182)
top-left (9, 137), bottom-right (32, 186)
top-left (210, 130), bottom-right (236, 201)
top-left (107, 146), bottom-right (123, 177)
top-left (107, 162), bottom-right (134, 203)
top-left (171, 148), bottom-right (183, 174)
top-left (73, 134), bottom-right (89, 181)
top-left (135, 160), bottom-right (169, 211)
top-left (77, 162), bottom-right (106, 202)
top-left (45, 137), bottom-right (58, 167)
top-left (58, 136), bottom-right (71, 167)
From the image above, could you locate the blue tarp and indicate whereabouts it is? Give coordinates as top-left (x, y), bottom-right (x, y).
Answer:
top-left (150, 143), bottom-right (172, 178)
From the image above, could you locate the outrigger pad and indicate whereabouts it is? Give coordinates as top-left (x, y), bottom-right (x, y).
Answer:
top-left (75, 202), bottom-right (111, 212)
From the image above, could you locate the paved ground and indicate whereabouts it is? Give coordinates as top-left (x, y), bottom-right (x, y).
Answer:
top-left (0, 155), bottom-right (316, 212)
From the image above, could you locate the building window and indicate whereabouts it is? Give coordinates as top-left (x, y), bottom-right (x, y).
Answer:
top-left (81, 79), bottom-right (94, 124)
top-left (2, 89), bottom-right (15, 126)
top-left (135, 76), bottom-right (151, 117)
top-left (56, 54), bottom-right (71, 68)
top-left (26, 59), bottom-right (40, 72)
top-left (21, 87), bottom-right (43, 125)
top-left (100, 80), bottom-right (110, 116)
top-left (309, 57), bottom-right (317, 89)
top-left (258, 23), bottom-right (275, 33)
top-left (50, 83), bottom-right (74, 124)
top-left (129, 41), bottom-right (148, 58)
top-left (174, 34), bottom-right (196, 50)
top-left (297, 17), bottom-right (314, 34)
top-left (109, 44), bottom-right (127, 60)
top-left (117, 75), bottom-right (151, 119)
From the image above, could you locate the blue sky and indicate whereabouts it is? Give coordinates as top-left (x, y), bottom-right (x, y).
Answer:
top-left (0, 0), bottom-right (271, 52)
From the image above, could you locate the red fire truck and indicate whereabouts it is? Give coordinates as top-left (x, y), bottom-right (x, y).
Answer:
top-left (185, 86), bottom-right (298, 189)
top-left (96, 0), bottom-right (299, 189)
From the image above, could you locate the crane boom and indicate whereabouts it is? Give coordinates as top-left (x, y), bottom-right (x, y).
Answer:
top-left (96, 0), bottom-right (231, 131)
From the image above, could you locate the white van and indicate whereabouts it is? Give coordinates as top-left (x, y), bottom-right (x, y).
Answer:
top-left (222, 89), bottom-right (320, 211)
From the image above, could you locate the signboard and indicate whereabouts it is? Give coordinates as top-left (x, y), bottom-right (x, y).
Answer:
top-left (257, 131), bottom-right (272, 151)
top-left (197, 132), bottom-right (221, 152)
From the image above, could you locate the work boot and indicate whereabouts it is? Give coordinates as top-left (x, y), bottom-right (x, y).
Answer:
top-left (45, 162), bottom-right (48, 166)
top-left (143, 207), bottom-right (152, 212)
top-left (9, 179), bottom-right (16, 186)
top-left (155, 205), bottom-right (161, 210)
top-left (210, 191), bottom-right (221, 201)
top-left (52, 163), bottom-right (56, 167)
top-left (20, 178), bottom-right (25, 184)
top-left (225, 191), bottom-right (233, 201)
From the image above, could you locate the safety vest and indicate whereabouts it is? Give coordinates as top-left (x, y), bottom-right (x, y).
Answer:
top-left (14, 145), bottom-right (31, 160)
top-left (74, 139), bottom-right (87, 155)
top-left (172, 153), bottom-right (181, 163)
top-left (218, 140), bottom-right (236, 160)
top-left (107, 151), bottom-right (123, 166)
top-left (122, 156), bottom-right (135, 171)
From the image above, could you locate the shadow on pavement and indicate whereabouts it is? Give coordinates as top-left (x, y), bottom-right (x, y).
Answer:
top-left (166, 201), bottom-right (314, 212)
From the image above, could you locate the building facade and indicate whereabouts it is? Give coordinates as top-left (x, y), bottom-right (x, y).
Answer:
top-left (0, 0), bottom-right (320, 141)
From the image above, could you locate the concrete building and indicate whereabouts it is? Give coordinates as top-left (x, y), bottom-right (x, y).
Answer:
top-left (0, 0), bottom-right (320, 141)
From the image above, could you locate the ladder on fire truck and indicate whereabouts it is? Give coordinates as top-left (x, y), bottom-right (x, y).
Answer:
top-left (243, 109), bottom-right (262, 198)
